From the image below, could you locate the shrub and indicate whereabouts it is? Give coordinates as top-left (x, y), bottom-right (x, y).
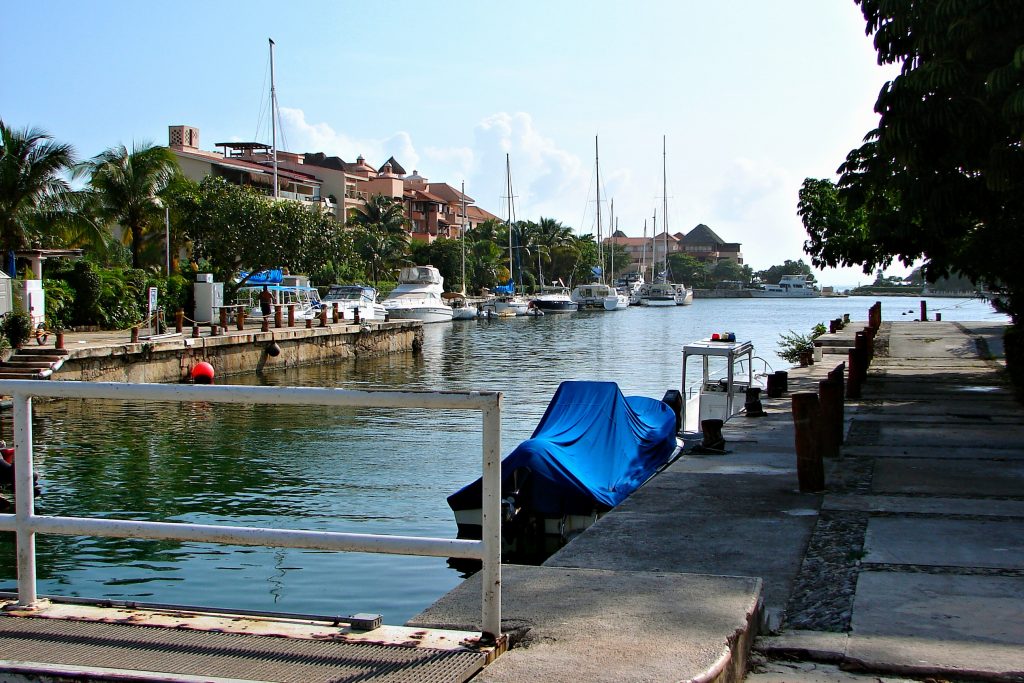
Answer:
top-left (778, 322), bottom-right (827, 364)
top-left (0, 311), bottom-right (33, 348)
top-left (43, 278), bottom-right (76, 331)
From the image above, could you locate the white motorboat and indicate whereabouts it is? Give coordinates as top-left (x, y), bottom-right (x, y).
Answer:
top-left (381, 265), bottom-right (454, 324)
top-left (571, 283), bottom-right (629, 311)
top-left (674, 284), bottom-right (694, 306)
top-left (531, 286), bottom-right (578, 313)
top-left (680, 336), bottom-right (771, 434)
top-left (639, 282), bottom-right (677, 307)
top-left (236, 278), bottom-right (324, 321)
top-left (321, 284), bottom-right (387, 321)
top-left (444, 293), bottom-right (480, 320)
top-left (749, 275), bottom-right (820, 298)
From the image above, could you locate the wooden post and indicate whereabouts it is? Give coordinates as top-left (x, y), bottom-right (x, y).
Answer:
top-left (320, 306), bottom-right (328, 327)
top-left (818, 378), bottom-right (842, 458)
top-left (192, 325), bottom-right (200, 338)
top-left (175, 309), bottom-right (184, 333)
top-left (332, 303), bottom-right (339, 324)
top-left (936, 312), bottom-right (942, 321)
top-left (261, 316), bottom-right (269, 332)
top-left (792, 392), bottom-right (824, 492)
top-left (288, 304), bottom-right (296, 327)
top-left (846, 349), bottom-right (861, 399)
top-left (305, 317), bottom-right (313, 329)
top-left (275, 304), bottom-right (283, 329)
top-left (920, 300), bottom-right (928, 321)
top-left (829, 362), bottom-right (846, 443)
top-left (55, 331), bottom-right (65, 350)
top-left (131, 326), bottom-right (139, 343)
top-left (854, 331), bottom-right (868, 379)
top-left (219, 307), bottom-right (228, 330)
top-left (236, 306), bottom-right (245, 330)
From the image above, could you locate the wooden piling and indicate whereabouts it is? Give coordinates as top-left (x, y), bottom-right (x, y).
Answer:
top-left (288, 304), bottom-right (296, 327)
top-left (275, 304), bottom-right (283, 329)
top-left (792, 392), bottom-right (825, 492)
top-left (175, 309), bottom-right (184, 334)
top-left (818, 378), bottom-right (842, 458)
top-left (847, 349), bottom-right (861, 399)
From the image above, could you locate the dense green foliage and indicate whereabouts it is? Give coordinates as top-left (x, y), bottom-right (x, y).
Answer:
top-left (0, 310), bottom-right (32, 348)
top-left (778, 322), bottom-right (827, 365)
top-left (798, 1), bottom-right (1024, 324)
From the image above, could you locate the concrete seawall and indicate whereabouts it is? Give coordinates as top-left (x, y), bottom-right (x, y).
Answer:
top-left (50, 320), bottom-right (423, 383)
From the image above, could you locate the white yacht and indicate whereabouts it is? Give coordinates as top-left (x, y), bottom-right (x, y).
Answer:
top-left (236, 277), bottom-right (323, 321)
top-left (674, 284), bottom-right (694, 306)
top-left (749, 274), bottom-right (820, 298)
top-left (381, 266), bottom-right (454, 323)
top-left (639, 282), bottom-right (677, 307)
top-left (571, 283), bottom-right (629, 311)
top-left (321, 284), bottom-right (387, 321)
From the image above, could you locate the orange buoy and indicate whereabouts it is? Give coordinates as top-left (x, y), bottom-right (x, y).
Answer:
top-left (191, 361), bottom-right (215, 384)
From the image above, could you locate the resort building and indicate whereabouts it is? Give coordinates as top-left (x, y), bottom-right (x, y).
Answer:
top-left (606, 224), bottom-right (743, 277)
top-left (167, 125), bottom-right (500, 240)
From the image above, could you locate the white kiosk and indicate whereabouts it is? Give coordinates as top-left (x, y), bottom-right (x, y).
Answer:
top-left (681, 337), bottom-right (756, 434)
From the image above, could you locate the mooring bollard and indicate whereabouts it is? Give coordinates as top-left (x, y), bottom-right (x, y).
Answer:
top-left (818, 378), bottom-right (842, 458)
top-left (920, 300), bottom-right (928, 321)
top-left (261, 316), bottom-right (269, 332)
top-left (745, 387), bottom-right (765, 417)
top-left (131, 326), bottom-right (140, 343)
top-left (332, 303), bottom-right (339, 324)
top-left (829, 362), bottom-right (846, 442)
top-left (320, 307), bottom-right (328, 327)
top-left (354, 307), bottom-right (361, 324)
top-left (175, 309), bottom-right (184, 334)
top-left (936, 312), bottom-right (942, 321)
top-left (863, 326), bottom-right (875, 361)
top-left (235, 307), bottom-right (245, 331)
top-left (792, 392), bottom-right (825, 492)
top-left (288, 304), bottom-right (296, 327)
top-left (55, 331), bottom-right (65, 350)
top-left (701, 419), bottom-right (725, 450)
top-left (847, 349), bottom-right (861, 399)
top-left (192, 325), bottom-right (200, 339)
top-left (219, 307), bottom-right (229, 330)
top-left (305, 317), bottom-right (313, 329)
top-left (275, 304), bottom-right (283, 329)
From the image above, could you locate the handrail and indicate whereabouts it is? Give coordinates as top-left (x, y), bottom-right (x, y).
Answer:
top-left (0, 380), bottom-right (504, 643)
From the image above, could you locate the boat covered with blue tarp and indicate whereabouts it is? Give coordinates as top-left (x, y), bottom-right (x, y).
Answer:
top-left (448, 380), bottom-right (678, 554)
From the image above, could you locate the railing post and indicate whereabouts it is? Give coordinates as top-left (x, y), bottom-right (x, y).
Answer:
top-left (13, 393), bottom-right (38, 607)
top-left (792, 392), bottom-right (824, 492)
top-left (480, 398), bottom-right (502, 644)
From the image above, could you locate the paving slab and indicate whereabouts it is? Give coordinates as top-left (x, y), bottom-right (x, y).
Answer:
top-left (409, 565), bottom-right (762, 683)
top-left (848, 572), bottom-right (1024, 679)
top-left (871, 457), bottom-right (1024, 497)
top-left (824, 494), bottom-right (1024, 518)
top-left (549, 470), bottom-right (819, 615)
top-left (863, 517), bottom-right (1024, 569)
top-left (840, 444), bottom-right (1024, 461)
top-left (846, 420), bottom-right (1024, 450)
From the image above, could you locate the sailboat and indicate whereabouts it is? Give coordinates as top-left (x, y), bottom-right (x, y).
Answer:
top-left (641, 136), bottom-right (692, 306)
top-left (571, 136), bottom-right (629, 311)
top-left (486, 155), bottom-right (531, 317)
top-left (450, 181), bottom-right (480, 320)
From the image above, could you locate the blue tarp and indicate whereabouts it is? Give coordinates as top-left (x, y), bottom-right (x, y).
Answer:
top-left (492, 279), bottom-right (515, 295)
top-left (239, 269), bottom-right (284, 285)
top-left (448, 381), bottom-right (677, 517)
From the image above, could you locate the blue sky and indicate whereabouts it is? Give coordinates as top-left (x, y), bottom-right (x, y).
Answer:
top-left (3, 1), bottom-right (901, 286)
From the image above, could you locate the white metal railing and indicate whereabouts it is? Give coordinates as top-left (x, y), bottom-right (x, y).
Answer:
top-left (0, 380), bottom-right (504, 642)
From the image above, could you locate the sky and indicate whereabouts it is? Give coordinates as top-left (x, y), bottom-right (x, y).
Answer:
top-left (3, 1), bottom-right (903, 288)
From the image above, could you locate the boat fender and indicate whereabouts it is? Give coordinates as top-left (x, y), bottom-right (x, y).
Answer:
top-left (1, 447), bottom-right (13, 465)
top-left (191, 361), bottom-right (215, 384)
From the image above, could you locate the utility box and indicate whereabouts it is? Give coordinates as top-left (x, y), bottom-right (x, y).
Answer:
top-left (19, 279), bottom-right (45, 328)
top-left (193, 281), bottom-right (224, 324)
top-left (195, 273), bottom-right (214, 283)
top-left (0, 270), bottom-right (11, 317)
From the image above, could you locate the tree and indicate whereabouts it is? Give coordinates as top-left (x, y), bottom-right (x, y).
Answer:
top-left (0, 121), bottom-right (77, 263)
top-left (169, 176), bottom-right (344, 297)
top-left (667, 253), bottom-right (709, 288)
top-left (708, 260), bottom-right (748, 286)
top-left (798, 1), bottom-right (1024, 323)
top-left (410, 237), bottom-right (464, 291)
top-left (348, 194), bottom-right (410, 286)
top-left (78, 142), bottom-right (179, 269)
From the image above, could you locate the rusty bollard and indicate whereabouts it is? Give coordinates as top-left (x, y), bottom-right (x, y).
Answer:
top-left (175, 309), bottom-right (184, 334)
top-left (131, 326), bottom-right (140, 343)
top-left (854, 331), bottom-right (869, 380)
top-left (920, 300), bottom-right (928, 321)
top-left (829, 362), bottom-right (846, 442)
top-left (847, 349), bottom-right (861, 399)
top-left (818, 378), bottom-right (842, 458)
top-left (354, 307), bottom-right (361, 324)
top-left (288, 304), bottom-right (296, 327)
top-left (320, 306), bottom-right (328, 327)
top-left (275, 304), bottom-right (283, 329)
top-left (792, 392), bottom-right (825, 492)
top-left (192, 325), bottom-right (200, 338)
top-left (863, 326), bottom-right (876, 361)
top-left (55, 331), bottom-right (65, 350)
top-left (305, 317), bottom-right (313, 329)
top-left (261, 316), bottom-right (269, 332)
top-left (219, 307), bottom-right (229, 330)
top-left (332, 303), bottom-right (339, 324)
top-left (236, 307), bottom-right (245, 331)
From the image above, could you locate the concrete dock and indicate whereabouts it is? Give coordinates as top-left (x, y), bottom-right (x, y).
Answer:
top-left (413, 319), bottom-right (1024, 682)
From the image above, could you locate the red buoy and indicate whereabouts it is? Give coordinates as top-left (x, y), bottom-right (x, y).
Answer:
top-left (191, 361), bottom-right (215, 384)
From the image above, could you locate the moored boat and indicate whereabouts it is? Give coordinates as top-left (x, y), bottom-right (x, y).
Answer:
top-left (381, 265), bottom-right (454, 324)
top-left (640, 282), bottom-right (677, 307)
top-left (530, 286), bottom-right (578, 313)
top-left (748, 274), bottom-right (820, 298)
top-left (321, 284), bottom-right (387, 321)
top-left (448, 381), bottom-right (679, 557)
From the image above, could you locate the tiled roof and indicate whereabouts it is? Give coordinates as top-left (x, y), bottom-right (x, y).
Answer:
top-left (682, 223), bottom-right (727, 245)
top-left (173, 149), bottom-right (322, 184)
top-left (424, 182), bottom-right (474, 205)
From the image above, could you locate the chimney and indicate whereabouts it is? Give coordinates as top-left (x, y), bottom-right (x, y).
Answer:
top-left (168, 125), bottom-right (199, 151)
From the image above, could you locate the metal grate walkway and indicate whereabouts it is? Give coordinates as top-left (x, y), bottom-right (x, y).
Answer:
top-left (0, 614), bottom-right (486, 682)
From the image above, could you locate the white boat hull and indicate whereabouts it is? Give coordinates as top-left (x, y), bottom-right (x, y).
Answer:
top-left (641, 298), bottom-right (676, 307)
top-left (384, 305), bottom-right (454, 323)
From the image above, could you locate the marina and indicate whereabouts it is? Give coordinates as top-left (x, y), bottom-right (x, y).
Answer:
top-left (0, 295), bottom-right (1002, 629)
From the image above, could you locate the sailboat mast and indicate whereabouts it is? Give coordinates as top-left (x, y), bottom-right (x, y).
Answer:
top-left (652, 210), bottom-right (657, 282)
top-left (662, 135), bottom-right (668, 280)
top-left (460, 180), bottom-right (467, 296)
top-left (505, 154), bottom-right (514, 292)
top-left (595, 136), bottom-right (602, 283)
top-left (610, 198), bottom-right (615, 282)
top-left (269, 38), bottom-right (279, 199)
top-left (642, 219), bottom-right (647, 282)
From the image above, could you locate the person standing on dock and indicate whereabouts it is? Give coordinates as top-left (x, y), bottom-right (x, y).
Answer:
top-left (259, 285), bottom-right (273, 317)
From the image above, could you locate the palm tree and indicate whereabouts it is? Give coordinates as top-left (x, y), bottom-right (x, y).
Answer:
top-left (0, 121), bottom-right (78, 267)
top-left (78, 143), bottom-right (179, 269)
top-left (532, 217), bottom-right (574, 285)
top-left (348, 194), bottom-right (410, 286)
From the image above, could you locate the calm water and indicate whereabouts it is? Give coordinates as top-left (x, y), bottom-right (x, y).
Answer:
top-left (0, 295), bottom-right (1005, 623)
